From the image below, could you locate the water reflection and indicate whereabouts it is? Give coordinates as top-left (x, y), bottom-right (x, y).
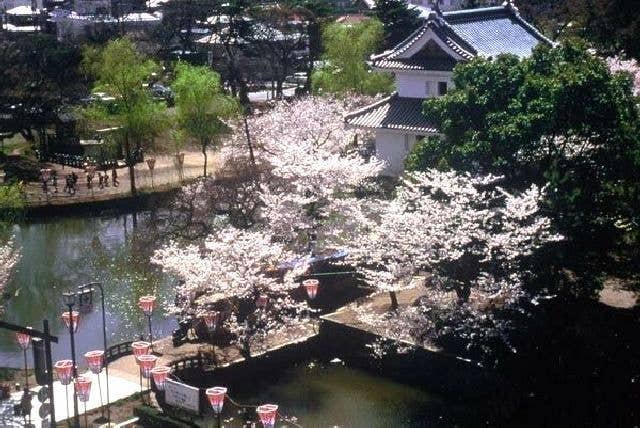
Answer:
top-left (0, 211), bottom-right (176, 368)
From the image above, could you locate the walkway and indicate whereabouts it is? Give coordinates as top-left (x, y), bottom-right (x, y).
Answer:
top-left (24, 151), bottom-right (219, 208)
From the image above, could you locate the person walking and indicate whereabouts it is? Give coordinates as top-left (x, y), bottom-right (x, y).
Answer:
top-left (112, 166), bottom-right (119, 187)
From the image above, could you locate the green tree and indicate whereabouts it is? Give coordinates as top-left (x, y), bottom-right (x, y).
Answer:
top-left (172, 62), bottom-right (239, 177)
top-left (0, 34), bottom-right (84, 149)
top-left (374, 0), bottom-right (422, 49)
top-left (311, 19), bottom-right (393, 95)
top-left (413, 40), bottom-right (640, 239)
top-left (81, 38), bottom-right (169, 195)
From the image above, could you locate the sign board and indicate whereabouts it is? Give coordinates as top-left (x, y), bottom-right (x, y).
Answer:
top-left (164, 379), bottom-right (200, 414)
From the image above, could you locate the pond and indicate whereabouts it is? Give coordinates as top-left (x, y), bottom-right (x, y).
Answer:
top-left (0, 209), bottom-right (177, 368)
top-left (213, 361), bottom-right (444, 428)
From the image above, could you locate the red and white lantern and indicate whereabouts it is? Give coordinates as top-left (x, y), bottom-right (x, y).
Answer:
top-left (138, 295), bottom-right (156, 316)
top-left (151, 366), bottom-right (171, 391)
top-left (132, 341), bottom-right (150, 365)
top-left (54, 360), bottom-right (74, 385)
top-left (61, 311), bottom-right (80, 333)
top-left (137, 354), bottom-right (157, 378)
top-left (15, 328), bottom-right (32, 350)
top-left (84, 350), bottom-right (104, 374)
top-left (257, 404), bottom-right (278, 428)
top-left (302, 279), bottom-right (319, 300)
top-left (256, 294), bottom-right (269, 309)
top-left (203, 311), bottom-right (220, 330)
top-left (205, 386), bottom-right (227, 414)
top-left (75, 376), bottom-right (92, 402)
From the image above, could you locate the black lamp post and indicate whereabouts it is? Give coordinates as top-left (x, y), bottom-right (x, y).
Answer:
top-left (77, 282), bottom-right (111, 423)
top-left (62, 291), bottom-right (80, 428)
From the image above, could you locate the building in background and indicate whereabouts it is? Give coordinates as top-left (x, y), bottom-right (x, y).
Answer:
top-left (345, 1), bottom-right (552, 174)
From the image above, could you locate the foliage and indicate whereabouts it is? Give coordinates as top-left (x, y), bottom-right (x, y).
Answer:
top-left (517, 0), bottom-right (640, 59)
top-left (172, 62), bottom-right (239, 176)
top-left (418, 40), bottom-right (640, 238)
top-left (311, 19), bottom-right (393, 96)
top-left (0, 34), bottom-right (84, 146)
top-left (373, 0), bottom-right (422, 49)
top-left (0, 182), bottom-right (26, 225)
top-left (81, 38), bottom-right (169, 194)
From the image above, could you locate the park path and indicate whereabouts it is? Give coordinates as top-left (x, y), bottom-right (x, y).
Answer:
top-left (24, 151), bottom-right (219, 208)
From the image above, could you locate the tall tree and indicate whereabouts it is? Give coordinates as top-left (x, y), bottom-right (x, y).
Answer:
top-left (0, 34), bottom-right (84, 150)
top-left (82, 38), bottom-right (169, 195)
top-left (172, 62), bottom-right (239, 177)
top-left (414, 40), bottom-right (640, 240)
top-left (373, 0), bottom-right (422, 49)
top-left (311, 19), bottom-right (393, 96)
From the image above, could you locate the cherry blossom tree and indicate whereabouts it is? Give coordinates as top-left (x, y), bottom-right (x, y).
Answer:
top-left (0, 238), bottom-right (20, 313)
top-left (345, 170), bottom-right (563, 357)
top-left (152, 227), bottom-right (312, 357)
top-left (225, 96), bottom-right (384, 253)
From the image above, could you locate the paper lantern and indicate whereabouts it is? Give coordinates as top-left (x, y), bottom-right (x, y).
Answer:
top-left (84, 350), bottom-right (104, 374)
top-left (203, 311), bottom-right (220, 330)
top-left (137, 354), bottom-right (157, 378)
top-left (75, 376), bottom-right (92, 402)
top-left (132, 341), bottom-right (150, 365)
top-left (15, 329), bottom-right (31, 350)
top-left (256, 294), bottom-right (269, 309)
top-left (151, 366), bottom-right (171, 391)
top-left (138, 295), bottom-right (156, 316)
top-left (257, 404), bottom-right (278, 428)
top-left (206, 387), bottom-right (227, 414)
top-left (54, 360), bottom-right (74, 386)
top-left (61, 311), bottom-right (80, 333)
top-left (302, 279), bottom-right (319, 299)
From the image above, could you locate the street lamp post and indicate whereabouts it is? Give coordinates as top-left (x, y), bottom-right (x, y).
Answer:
top-left (15, 328), bottom-right (32, 389)
top-left (61, 292), bottom-right (80, 428)
top-left (257, 403), bottom-right (279, 428)
top-left (78, 282), bottom-right (111, 423)
top-left (138, 296), bottom-right (156, 352)
top-left (75, 376), bottom-right (92, 428)
top-left (206, 386), bottom-right (227, 428)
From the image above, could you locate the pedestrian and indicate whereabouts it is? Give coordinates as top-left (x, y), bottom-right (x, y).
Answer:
top-left (52, 171), bottom-right (58, 193)
top-left (71, 171), bottom-right (78, 187)
top-left (64, 175), bottom-right (72, 195)
top-left (87, 173), bottom-right (92, 190)
top-left (104, 171), bottom-right (110, 187)
top-left (112, 166), bottom-right (119, 187)
top-left (98, 172), bottom-right (104, 189)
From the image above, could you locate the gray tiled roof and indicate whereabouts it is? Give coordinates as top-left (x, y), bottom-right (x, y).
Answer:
top-left (345, 94), bottom-right (438, 134)
top-left (443, 6), bottom-right (550, 58)
top-left (372, 3), bottom-right (552, 71)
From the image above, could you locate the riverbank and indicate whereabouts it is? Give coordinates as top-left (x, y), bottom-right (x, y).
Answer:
top-left (23, 151), bottom-right (218, 211)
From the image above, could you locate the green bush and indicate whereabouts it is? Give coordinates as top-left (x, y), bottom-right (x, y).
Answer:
top-left (133, 405), bottom-right (196, 428)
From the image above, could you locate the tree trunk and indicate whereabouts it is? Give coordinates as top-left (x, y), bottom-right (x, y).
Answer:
top-left (389, 291), bottom-right (398, 311)
top-left (243, 115), bottom-right (256, 168)
top-left (202, 140), bottom-right (208, 177)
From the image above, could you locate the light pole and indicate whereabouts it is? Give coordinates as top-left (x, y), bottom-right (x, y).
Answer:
top-left (138, 295), bottom-right (156, 352)
top-left (15, 327), bottom-right (32, 389)
top-left (84, 350), bottom-right (106, 422)
top-left (206, 386), bottom-right (227, 428)
top-left (78, 282), bottom-right (111, 423)
top-left (54, 360), bottom-right (73, 423)
top-left (74, 376), bottom-right (92, 428)
top-left (132, 341), bottom-right (150, 398)
top-left (61, 292), bottom-right (80, 428)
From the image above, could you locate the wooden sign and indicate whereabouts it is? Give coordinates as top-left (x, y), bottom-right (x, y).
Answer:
top-left (164, 378), bottom-right (200, 414)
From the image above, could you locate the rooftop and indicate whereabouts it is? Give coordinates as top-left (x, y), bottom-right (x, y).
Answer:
top-left (345, 94), bottom-right (438, 134)
top-left (372, 2), bottom-right (552, 71)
